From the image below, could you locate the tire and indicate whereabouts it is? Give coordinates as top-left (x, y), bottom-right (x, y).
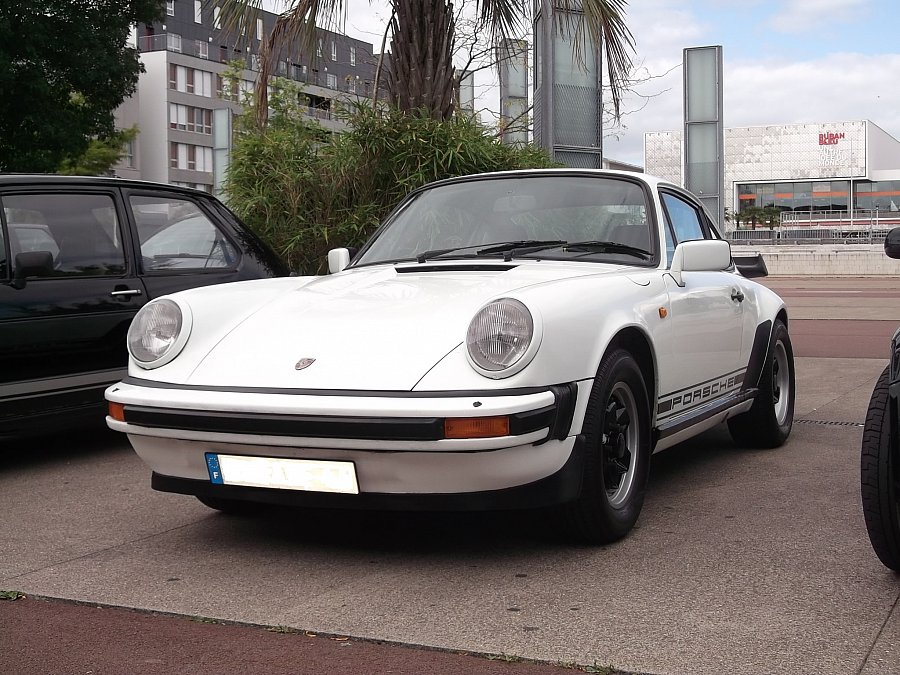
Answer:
top-left (860, 366), bottom-right (900, 571)
top-left (728, 319), bottom-right (795, 448)
top-left (562, 349), bottom-right (651, 544)
top-left (196, 495), bottom-right (261, 515)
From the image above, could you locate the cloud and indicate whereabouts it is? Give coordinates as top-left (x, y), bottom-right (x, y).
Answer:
top-left (605, 50), bottom-right (900, 167)
top-left (767, 0), bottom-right (872, 33)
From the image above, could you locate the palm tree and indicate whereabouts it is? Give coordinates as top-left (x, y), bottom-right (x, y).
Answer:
top-left (219, 0), bottom-right (634, 127)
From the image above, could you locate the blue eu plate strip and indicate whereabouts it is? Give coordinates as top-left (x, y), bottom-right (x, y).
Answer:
top-left (205, 453), bottom-right (224, 484)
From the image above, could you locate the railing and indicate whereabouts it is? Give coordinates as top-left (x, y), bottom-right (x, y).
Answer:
top-left (781, 209), bottom-right (895, 227)
top-left (729, 226), bottom-right (895, 245)
top-left (138, 33), bottom-right (210, 60)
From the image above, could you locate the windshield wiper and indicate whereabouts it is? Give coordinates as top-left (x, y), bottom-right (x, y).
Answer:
top-left (476, 239), bottom-right (568, 261)
top-left (415, 239), bottom-right (567, 263)
top-left (415, 244), bottom-right (485, 263)
top-left (563, 240), bottom-right (652, 259)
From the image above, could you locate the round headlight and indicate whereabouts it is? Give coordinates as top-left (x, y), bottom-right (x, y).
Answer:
top-left (466, 298), bottom-right (535, 376)
top-left (127, 299), bottom-right (191, 368)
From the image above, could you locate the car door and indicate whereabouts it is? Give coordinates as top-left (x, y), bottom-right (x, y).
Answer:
top-left (657, 190), bottom-right (745, 418)
top-left (123, 189), bottom-right (247, 298)
top-left (0, 187), bottom-right (147, 421)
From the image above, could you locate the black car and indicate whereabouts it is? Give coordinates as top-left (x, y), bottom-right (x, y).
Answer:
top-left (0, 175), bottom-right (289, 437)
top-left (861, 227), bottom-right (900, 571)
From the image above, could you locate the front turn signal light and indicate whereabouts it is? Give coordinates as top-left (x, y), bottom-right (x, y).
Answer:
top-left (444, 416), bottom-right (510, 439)
top-left (108, 402), bottom-right (126, 422)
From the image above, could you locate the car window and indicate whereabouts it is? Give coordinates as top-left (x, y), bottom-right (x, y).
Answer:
top-left (2, 193), bottom-right (125, 277)
top-left (356, 176), bottom-right (654, 266)
top-left (0, 215), bottom-right (6, 279)
top-left (661, 192), bottom-right (707, 266)
top-left (131, 195), bottom-right (239, 271)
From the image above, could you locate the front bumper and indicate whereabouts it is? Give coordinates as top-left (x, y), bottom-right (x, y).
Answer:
top-left (106, 378), bottom-right (585, 507)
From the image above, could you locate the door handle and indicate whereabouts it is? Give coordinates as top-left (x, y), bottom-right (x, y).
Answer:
top-left (110, 288), bottom-right (143, 298)
top-left (730, 288), bottom-right (745, 303)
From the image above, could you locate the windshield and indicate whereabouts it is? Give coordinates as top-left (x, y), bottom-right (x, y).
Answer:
top-left (354, 175), bottom-right (655, 267)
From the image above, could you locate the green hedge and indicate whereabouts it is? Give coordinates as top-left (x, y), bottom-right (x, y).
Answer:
top-left (225, 89), bottom-right (557, 274)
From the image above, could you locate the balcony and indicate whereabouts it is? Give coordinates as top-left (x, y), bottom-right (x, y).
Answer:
top-left (138, 33), bottom-right (210, 60)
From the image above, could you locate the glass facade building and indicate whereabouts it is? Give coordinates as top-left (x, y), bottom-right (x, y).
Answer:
top-left (645, 120), bottom-right (900, 231)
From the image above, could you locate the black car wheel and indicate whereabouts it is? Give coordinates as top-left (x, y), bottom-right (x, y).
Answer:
top-left (861, 366), bottom-right (900, 571)
top-left (562, 348), bottom-right (651, 544)
top-left (728, 319), bottom-right (795, 448)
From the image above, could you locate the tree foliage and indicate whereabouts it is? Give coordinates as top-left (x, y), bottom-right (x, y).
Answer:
top-left (225, 84), bottom-right (558, 273)
top-left (58, 127), bottom-right (139, 176)
top-left (0, 0), bottom-right (164, 172)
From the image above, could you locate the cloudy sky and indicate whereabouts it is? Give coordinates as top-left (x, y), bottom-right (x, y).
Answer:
top-left (285, 0), bottom-right (900, 167)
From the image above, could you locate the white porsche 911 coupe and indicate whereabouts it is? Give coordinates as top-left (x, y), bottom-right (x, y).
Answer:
top-left (106, 169), bottom-right (794, 543)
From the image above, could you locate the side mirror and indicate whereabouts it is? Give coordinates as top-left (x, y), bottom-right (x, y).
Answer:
top-left (885, 227), bottom-right (900, 259)
top-left (11, 250), bottom-right (55, 289)
top-left (327, 248), bottom-right (350, 274)
top-left (669, 239), bottom-right (731, 287)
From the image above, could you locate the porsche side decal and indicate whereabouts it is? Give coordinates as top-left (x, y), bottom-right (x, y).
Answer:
top-left (657, 369), bottom-right (747, 419)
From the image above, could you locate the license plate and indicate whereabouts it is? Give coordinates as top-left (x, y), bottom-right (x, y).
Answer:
top-left (205, 453), bottom-right (359, 494)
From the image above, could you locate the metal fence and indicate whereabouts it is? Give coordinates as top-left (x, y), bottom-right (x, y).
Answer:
top-left (729, 227), bottom-right (894, 245)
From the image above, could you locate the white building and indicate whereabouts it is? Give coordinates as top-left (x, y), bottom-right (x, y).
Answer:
top-left (645, 120), bottom-right (900, 231)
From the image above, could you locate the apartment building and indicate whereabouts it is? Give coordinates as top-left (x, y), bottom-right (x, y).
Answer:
top-left (115, 0), bottom-right (379, 192)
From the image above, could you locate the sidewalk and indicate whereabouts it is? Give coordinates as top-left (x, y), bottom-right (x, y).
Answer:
top-left (2, 594), bottom-right (594, 675)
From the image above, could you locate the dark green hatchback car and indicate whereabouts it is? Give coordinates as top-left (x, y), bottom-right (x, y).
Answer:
top-left (0, 175), bottom-right (289, 437)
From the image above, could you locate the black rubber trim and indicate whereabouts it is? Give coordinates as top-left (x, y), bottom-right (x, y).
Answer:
top-left (123, 399), bottom-right (562, 442)
top-left (742, 320), bottom-right (773, 391)
top-left (395, 264), bottom-right (518, 273)
top-left (125, 406), bottom-right (444, 440)
top-left (119, 376), bottom-right (555, 399)
top-left (150, 435), bottom-right (587, 512)
top-left (655, 388), bottom-right (758, 440)
top-left (549, 382), bottom-right (578, 441)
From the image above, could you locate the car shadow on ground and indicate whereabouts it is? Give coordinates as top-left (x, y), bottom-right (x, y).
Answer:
top-left (185, 425), bottom-right (750, 557)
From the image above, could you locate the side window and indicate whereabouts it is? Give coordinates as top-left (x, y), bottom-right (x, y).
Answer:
top-left (661, 192), bottom-right (706, 265)
top-left (131, 195), bottom-right (239, 271)
top-left (3, 193), bottom-right (125, 278)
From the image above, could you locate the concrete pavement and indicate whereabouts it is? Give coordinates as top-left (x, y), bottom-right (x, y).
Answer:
top-left (2, 277), bottom-right (899, 674)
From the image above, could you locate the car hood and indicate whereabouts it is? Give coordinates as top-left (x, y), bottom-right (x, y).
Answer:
top-left (184, 261), bottom-right (630, 390)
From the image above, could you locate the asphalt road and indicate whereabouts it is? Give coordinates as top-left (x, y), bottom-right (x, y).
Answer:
top-left (2, 276), bottom-right (899, 675)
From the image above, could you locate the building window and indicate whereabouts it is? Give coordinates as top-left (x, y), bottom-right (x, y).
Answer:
top-left (214, 6), bottom-right (221, 29)
top-left (346, 76), bottom-right (356, 93)
top-left (170, 143), bottom-right (213, 172)
top-left (326, 73), bottom-right (337, 89)
top-left (198, 41), bottom-right (208, 59)
top-left (250, 53), bottom-right (260, 71)
top-left (167, 33), bottom-right (182, 53)
top-left (350, 46), bottom-right (356, 66)
top-left (166, 0), bottom-right (175, 16)
top-left (256, 17), bottom-right (263, 40)
top-left (169, 66), bottom-right (212, 97)
top-left (122, 140), bottom-right (135, 168)
top-left (194, 0), bottom-right (202, 23)
top-left (331, 41), bottom-right (336, 61)
top-left (317, 38), bottom-right (322, 57)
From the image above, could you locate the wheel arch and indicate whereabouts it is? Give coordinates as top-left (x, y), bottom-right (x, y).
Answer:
top-left (603, 326), bottom-right (656, 407)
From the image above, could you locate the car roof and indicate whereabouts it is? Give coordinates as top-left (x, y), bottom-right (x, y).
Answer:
top-left (411, 168), bottom-right (680, 193)
top-left (0, 174), bottom-right (212, 198)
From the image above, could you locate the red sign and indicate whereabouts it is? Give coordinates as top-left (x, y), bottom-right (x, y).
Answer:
top-left (819, 132), bottom-right (845, 146)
